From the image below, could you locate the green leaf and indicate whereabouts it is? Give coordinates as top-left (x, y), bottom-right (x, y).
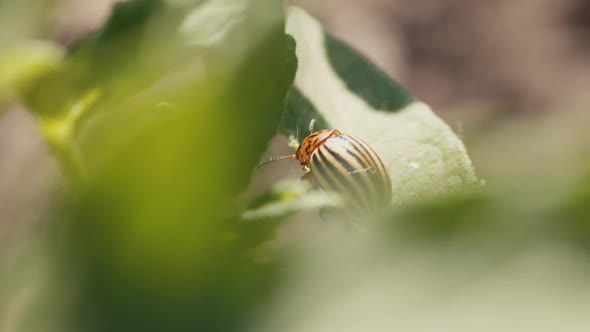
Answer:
top-left (282, 87), bottom-right (329, 142)
top-left (242, 179), bottom-right (342, 221)
top-left (22, 0), bottom-right (164, 119)
top-left (324, 34), bottom-right (414, 112)
top-left (15, 1), bottom-right (297, 331)
top-left (0, 40), bottom-right (64, 106)
top-left (284, 6), bottom-right (478, 202)
top-left (179, 0), bottom-right (249, 47)
top-left (547, 166), bottom-right (590, 250)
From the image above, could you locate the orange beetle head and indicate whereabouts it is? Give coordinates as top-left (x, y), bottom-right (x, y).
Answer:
top-left (295, 129), bottom-right (341, 167)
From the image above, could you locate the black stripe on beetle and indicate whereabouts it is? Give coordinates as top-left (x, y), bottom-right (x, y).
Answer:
top-left (324, 143), bottom-right (376, 205)
top-left (328, 135), bottom-right (390, 207)
top-left (312, 150), bottom-right (366, 212)
top-left (345, 136), bottom-right (392, 203)
top-left (315, 143), bottom-right (374, 210)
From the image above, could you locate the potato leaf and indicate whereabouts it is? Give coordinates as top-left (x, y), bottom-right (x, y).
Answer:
top-left (284, 7), bottom-right (478, 202)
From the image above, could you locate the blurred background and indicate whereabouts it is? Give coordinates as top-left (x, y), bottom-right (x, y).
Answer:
top-left (2, 0), bottom-right (590, 331)
top-left (299, 0), bottom-right (590, 113)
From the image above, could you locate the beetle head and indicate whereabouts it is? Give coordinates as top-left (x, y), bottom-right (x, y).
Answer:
top-left (295, 129), bottom-right (341, 166)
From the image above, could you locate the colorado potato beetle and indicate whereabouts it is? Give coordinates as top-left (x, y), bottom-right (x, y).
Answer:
top-left (262, 122), bottom-right (392, 215)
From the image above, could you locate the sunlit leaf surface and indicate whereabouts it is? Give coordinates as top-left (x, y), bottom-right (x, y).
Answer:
top-left (284, 7), bottom-right (478, 203)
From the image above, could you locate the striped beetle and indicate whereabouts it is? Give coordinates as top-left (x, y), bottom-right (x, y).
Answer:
top-left (262, 121), bottom-right (392, 215)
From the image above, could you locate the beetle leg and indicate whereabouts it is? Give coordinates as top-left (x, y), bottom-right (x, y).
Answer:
top-left (300, 171), bottom-right (314, 182)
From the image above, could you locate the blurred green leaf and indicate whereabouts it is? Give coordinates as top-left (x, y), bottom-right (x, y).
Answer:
top-left (547, 166), bottom-right (590, 250)
top-left (22, 0), bottom-right (165, 119)
top-left (179, 0), bottom-right (248, 47)
top-left (242, 179), bottom-right (342, 221)
top-left (284, 6), bottom-right (478, 203)
top-left (394, 194), bottom-right (491, 238)
top-left (10, 0), bottom-right (299, 331)
top-left (0, 41), bottom-right (64, 106)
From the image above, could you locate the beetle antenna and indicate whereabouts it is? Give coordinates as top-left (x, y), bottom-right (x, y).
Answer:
top-left (308, 119), bottom-right (316, 133)
top-left (257, 154), bottom-right (296, 167)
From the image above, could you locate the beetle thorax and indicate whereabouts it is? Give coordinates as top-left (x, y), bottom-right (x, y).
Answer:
top-left (295, 129), bottom-right (341, 167)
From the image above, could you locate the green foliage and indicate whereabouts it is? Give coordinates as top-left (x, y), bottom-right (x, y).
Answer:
top-left (547, 166), bottom-right (590, 250)
top-left (324, 33), bottom-right (414, 112)
top-left (391, 193), bottom-right (494, 242)
top-left (283, 7), bottom-right (478, 204)
top-left (23, 0), bottom-right (165, 119)
top-left (282, 87), bottom-right (329, 142)
top-left (244, 6), bottom-right (479, 222)
top-left (242, 179), bottom-right (342, 221)
top-left (11, 0), bottom-right (296, 331)
top-left (0, 41), bottom-right (64, 107)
